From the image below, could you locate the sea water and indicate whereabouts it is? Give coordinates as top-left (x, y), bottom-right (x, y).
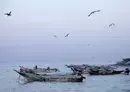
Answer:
top-left (0, 61), bottom-right (130, 92)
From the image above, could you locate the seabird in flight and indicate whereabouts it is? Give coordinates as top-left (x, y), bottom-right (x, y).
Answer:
top-left (4, 11), bottom-right (12, 17)
top-left (88, 10), bottom-right (101, 17)
top-left (109, 23), bottom-right (115, 27)
top-left (54, 35), bottom-right (58, 38)
top-left (65, 33), bottom-right (69, 37)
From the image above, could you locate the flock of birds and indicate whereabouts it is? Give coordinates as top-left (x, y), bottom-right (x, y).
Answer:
top-left (87, 10), bottom-right (115, 28)
top-left (4, 11), bottom-right (70, 38)
top-left (4, 10), bottom-right (115, 38)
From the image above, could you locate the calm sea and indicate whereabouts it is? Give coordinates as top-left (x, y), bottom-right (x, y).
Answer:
top-left (0, 61), bottom-right (130, 92)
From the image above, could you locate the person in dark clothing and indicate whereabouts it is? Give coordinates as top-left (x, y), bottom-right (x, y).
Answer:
top-left (124, 68), bottom-right (130, 75)
top-left (20, 68), bottom-right (23, 72)
top-left (47, 67), bottom-right (50, 70)
top-left (34, 65), bottom-right (38, 69)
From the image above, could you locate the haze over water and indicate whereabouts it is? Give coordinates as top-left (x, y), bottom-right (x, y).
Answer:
top-left (0, 0), bottom-right (130, 92)
top-left (1, 0), bottom-right (130, 65)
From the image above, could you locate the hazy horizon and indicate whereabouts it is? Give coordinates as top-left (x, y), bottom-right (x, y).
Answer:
top-left (0, 0), bottom-right (130, 65)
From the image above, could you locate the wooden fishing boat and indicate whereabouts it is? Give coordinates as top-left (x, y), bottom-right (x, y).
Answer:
top-left (88, 70), bottom-right (124, 75)
top-left (19, 66), bottom-right (60, 74)
top-left (66, 64), bottom-right (124, 75)
top-left (14, 70), bottom-right (85, 82)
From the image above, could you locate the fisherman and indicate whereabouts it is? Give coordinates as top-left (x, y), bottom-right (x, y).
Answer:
top-left (77, 71), bottom-right (82, 75)
top-left (20, 68), bottom-right (24, 72)
top-left (34, 65), bottom-right (38, 70)
top-left (47, 66), bottom-right (50, 70)
top-left (124, 68), bottom-right (130, 75)
top-left (19, 66), bottom-right (24, 72)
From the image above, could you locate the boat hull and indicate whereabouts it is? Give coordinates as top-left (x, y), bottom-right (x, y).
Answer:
top-left (88, 70), bottom-right (123, 75)
top-left (14, 70), bottom-right (85, 82)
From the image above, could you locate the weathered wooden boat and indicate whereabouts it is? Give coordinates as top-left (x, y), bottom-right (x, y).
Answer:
top-left (19, 66), bottom-right (60, 74)
top-left (66, 64), bottom-right (124, 75)
top-left (14, 70), bottom-right (85, 82)
top-left (88, 70), bottom-right (124, 75)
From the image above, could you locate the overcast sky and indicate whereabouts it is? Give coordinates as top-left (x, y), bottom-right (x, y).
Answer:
top-left (0, 0), bottom-right (130, 65)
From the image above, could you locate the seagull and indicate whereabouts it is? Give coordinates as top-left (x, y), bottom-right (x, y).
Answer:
top-left (92, 56), bottom-right (95, 59)
top-left (65, 33), bottom-right (69, 37)
top-left (54, 35), bottom-right (58, 38)
top-left (4, 11), bottom-right (12, 17)
top-left (108, 61), bottom-right (112, 62)
top-left (109, 23), bottom-right (115, 27)
top-left (88, 10), bottom-right (101, 17)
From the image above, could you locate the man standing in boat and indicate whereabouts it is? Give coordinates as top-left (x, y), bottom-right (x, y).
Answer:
top-left (34, 65), bottom-right (38, 70)
top-left (124, 68), bottom-right (130, 75)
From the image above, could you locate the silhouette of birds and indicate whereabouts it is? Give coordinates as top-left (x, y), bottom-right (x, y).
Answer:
top-left (88, 10), bottom-right (101, 17)
top-left (65, 33), bottom-right (69, 37)
top-left (109, 23), bottom-right (115, 27)
top-left (4, 11), bottom-right (12, 17)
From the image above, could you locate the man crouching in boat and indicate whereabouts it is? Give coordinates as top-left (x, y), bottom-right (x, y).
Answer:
top-left (71, 67), bottom-right (85, 79)
top-left (19, 66), bottom-right (35, 74)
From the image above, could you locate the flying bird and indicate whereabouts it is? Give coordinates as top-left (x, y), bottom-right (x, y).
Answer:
top-left (54, 35), bottom-right (58, 38)
top-left (109, 23), bottom-right (115, 27)
top-left (92, 56), bottom-right (95, 59)
top-left (88, 44), bottom-right (91, 46)
top-left (4, 11), bottom-right (12, 17)
top-left (88, 10), bottom-right (101, 17)
top-left (65, 33), bottom-right (69, 37)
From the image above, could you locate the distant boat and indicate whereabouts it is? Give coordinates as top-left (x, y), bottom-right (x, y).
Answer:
top-left (66, 64), bottom-right (124, 75)
top-left (88, 70), bottom-right (123, 75)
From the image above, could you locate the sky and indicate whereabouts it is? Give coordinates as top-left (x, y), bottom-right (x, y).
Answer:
top-left (0, 0), bottom-right (130, 65)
